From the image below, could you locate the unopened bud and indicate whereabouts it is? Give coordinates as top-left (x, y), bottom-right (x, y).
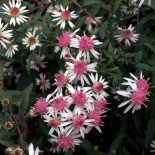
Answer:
top-left (5, 147), bottom-right (14, 155)
top-left (2, 98), bottom-right (9, 107)
top-left (14, 147), bottom-right (24, 155)
top-left (4, 121), bottom-right (14, 130)
top-left (0, 80), bottom-right (4, 89)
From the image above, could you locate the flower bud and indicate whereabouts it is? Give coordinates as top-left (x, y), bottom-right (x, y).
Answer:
top-left (2, 98), bottom-right (9, 107)
top-left (4, 121), bottom-right (14, 130)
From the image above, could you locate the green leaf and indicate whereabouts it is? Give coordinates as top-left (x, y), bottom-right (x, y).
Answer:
top-left (0, 139), bottom-right (16, 147)
top-left (112, 0), bottom-right (122, 13)
top-left (75, 16), bottom-right (86, 28)
top-left (99, 21), bottom-right (108, 39)
top-left (136, 63), bottom-right (151, 71)
top-left (19, 83), bottom-right (33, 115)
top-left (144, 43), bottom-right (155, 54)
top-left (135, 51), bottom-right (142, 63)
top-left (83, 0), bottom-right (101, 6)
top-left (64, 150), bottom-right (73, 155)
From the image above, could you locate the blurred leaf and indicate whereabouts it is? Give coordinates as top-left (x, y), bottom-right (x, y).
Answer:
top-left (64, 150), bottom-right (73, 155)
top-left (136, 63), bottom-right (151, 71)
top-left (112, 0), bottom-right (122, 13)
top-left (83, 0), bottom-right (101, 6)
top-left (19, 83), bottom-right (33, 115)
top-left (144, 43), bottom-right (155, 54)
top-left (99, 21), bottom-right (108, 39)
top-left (75, 16), bottom-right (86, 28)
top-left (135, 51), bottom-right (142, 63)
top-left (0, 139), bottom-right (16, 147)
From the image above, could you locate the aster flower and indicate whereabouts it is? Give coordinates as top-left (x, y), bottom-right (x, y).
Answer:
top-left (28, 143), bottom-right (39, 155)
top-left (49, 131), bottom-right (82, 151)
top-left (66, 84), bottom-right (94, 114)
top-left (114, 25), bottom-right (139, 46)
top-left (5, 44), bottom-right (18, 58)
top-left (70, 34), bottom-right (102, 61)
top-left (22, 31), bottom-right (41, 51)
top-left (51, 5), bottom-right (78, 29)
top-left (50, 143), bottom-right (61, 154)
top-left (47, 5), bottom-right (60, 13)
top-left (36, 73), bottom-right (50, 92)
top-left (29, 54), bottom-right (47, 71)
top-left (60, 108), bottom-right (94, 138)
top-left (54, 29), bottom-right (79, 59)
top-left (85, 16), bottom-right (102, 33)
top-left (87, 73), bottom-right (109, 99)
top-left (0, 18), bottom-right (13, 49)
top-left (150, 140), bottom-right (155, 153)
top-left (116, 73), bottom-right (149, 113)
top-left (65, 56), bottom-right (97, 86)
top-left (1, 0), bottom-right (29, 26)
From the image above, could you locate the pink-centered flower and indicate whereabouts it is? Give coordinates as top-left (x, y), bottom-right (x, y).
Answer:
top-left (52, 5), bottom-right (78, 29)
top-left (66, 56), bottom-right (97, 86)
top-left (114, 25), bottom-right (139, 46)
top-left (71, 34), bottom-right (102, 61)
top-left (34, 98), bottom-right (47, 115)
top-left (36, 73), bottom-right (50, 92)
top-left (1, 0), bottom-right (29, 26)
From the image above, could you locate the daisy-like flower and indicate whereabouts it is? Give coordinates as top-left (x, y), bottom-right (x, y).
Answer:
top-left (5, 44), bottom-right (18, 58)
top-left (71, 34), bottom-right (102, 61)
top-left (85, 16), bottom-right (102, 33)
top-left (114, 25), bottom-right (139, 46)
top-left (60, 108), bottom-right (94, 138)
top-left (53, 70), bottom-right (69, 95)
top-left (0, 18), bottom-right (13, 49)
top-left (54, 29), bottom-right (79, 59)
top-left (29, 54), bottom-right (47, 71)
top-left (28, 143), bottom-right (39, 155)
top-left (50, 143), bottom-right (61, 154)
top-left (67, 84), bottom-right (94, 114)
top-left (1, 0), bottom-right (29, 26)
top-left (49, 131), bottom-right (82, 151)
top-left (116, 73), bottom-right (149, 113)
top-left (66, 56), bottom-right (97, 86)
top-left (22, 31), bottom-right (41, 51)
top-left (51, 5), bottom-right (78, 29)
top-left (47, 5), bottom-right (60, 14)
top-left (150, 140), bottom-right (155, 153)
top-left (87, 73), bottom-right (109, 99)
top-left (36, 73), bottom-right (50, 92)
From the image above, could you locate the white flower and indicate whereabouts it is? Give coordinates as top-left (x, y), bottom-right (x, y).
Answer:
top-left (36, 73), bottom-right (50, 92)
top-left (114, 25), bottom-right (139, 46)
top-left (5, 44), bottom-right (18, 58)
top-left (70, 34), bottom-right (102, 61)
top-left (150, 140), bottom-right (155, 153)
top-left (28, 143), bottom-right (39, 155)
top-left (1, 0), bottom-right (29, 26)
top-left (87, 73), bottom-right (109, 99)
top-left (65, 56), bottom-right (97, 86)
top-left (52, 5), bottom-right (78, 29)
top-left (116, 73), bottom-right (149, 113)
top-left (3, 61), bottom-right (13, 76)
top-left (22, 31), bottom-right (41, 51)
top-left (29, 54), bottom-right (47, 71)
top-left (0, 18), bottom-right (12, 49)
top-left (47, 5), bottom-right (60, 13)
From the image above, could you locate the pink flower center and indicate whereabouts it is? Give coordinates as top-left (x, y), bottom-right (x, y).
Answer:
top-left (72, 91), bottom-right (87, 106)
top-left (72, 115), bottom-right (84, 129)
top-left (74, 60), bottom-right (87, 75)
top-left (52, 97), bottom-right (68, 111)
top-left (85, 16), bottom-right (93, 25)
top-left (79, 36), bottom-right (94, 51)
top-left (34, 59), bottom-right (42, 68)
top-left (40, 79), bottom-right (46, 86)
top-left (48, 117), bottom-right (60, 128)
top-left (94, 99), bottom-right (106, 111)
top-left (93, 82), bottom-right (104, 94)
top-left (123, 29), bottom-right (133, 39)
top-left (57, 134), bottom-right (73, 151)
top-left (131, 90), bottom-right (147, 106)
top-left (136, 79), bottom-right (149, 92)
top-left (61, 10), bottom-right (72, 20)
top-left (34, 98), bottom-right (47, 115)
top-left (58, 32), bottom-right (70, 47)
top-left (88, 110), bottom-right (101, 125)
top-left (56, 74), bottom-right (67, 87)
top-left (28, 37), bottom-right (36, 45)
top-left (10, 7), bottom-right (20, 17)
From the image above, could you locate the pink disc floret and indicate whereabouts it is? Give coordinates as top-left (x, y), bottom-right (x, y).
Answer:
top-left (56, 73), bottom-right (67, 87)
top-left (61, 10), bottom-right (72, 20)
top-left (93, 82), bottom-right (104, 94)
top-left (131, 90), bottom-right (147, 106)
top-left (88, 110), bottom-right (101, 125)
top-left (34, 98), bottom-right (47, 115)
top-left (79, 36), bottom-right (94, 51)
top-left (10, 7), bottom-right (20, 17)
top-left (57, 134), bottom-right (74, 151)
top-left (72, 91), bottom-right (87, 106)
top-left (48, 117), bottom-right (60, 128)
top-left (94, 99), bottom-right (107, 111)
top-left (123, 29), bottom-right (133, 39)
top-left (52, 97), bottom-right (68, 111)
top-left (74, 60), bottom-right (87, 75)
top-left (58, 32), bottom-right (70, 47)
top-left (72, 115), bottom-right (84, 129)
top-left (136, 79), bottom-right (149, 92)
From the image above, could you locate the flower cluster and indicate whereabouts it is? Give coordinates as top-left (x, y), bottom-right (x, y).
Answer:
top-left (117, 72), bottom-right (150, 113)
